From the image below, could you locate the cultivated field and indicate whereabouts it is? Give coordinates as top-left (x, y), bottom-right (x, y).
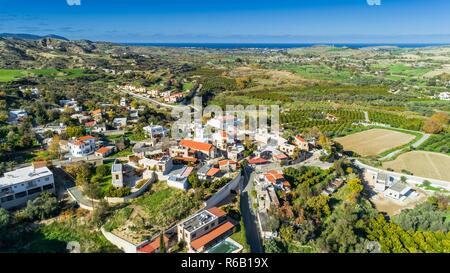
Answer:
top-left (335, 128), bottom-right (416, 156)
top-left (383, 151), bottom-right (450, 182)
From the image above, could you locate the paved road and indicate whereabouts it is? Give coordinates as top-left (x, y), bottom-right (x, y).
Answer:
top-left (379, 133), bottom-right (431, 161)
top-left (240, 166), bottom-right (264, 253)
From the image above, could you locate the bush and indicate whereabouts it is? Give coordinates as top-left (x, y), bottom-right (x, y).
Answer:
top-left (107, 187), bottom-right (131, 197)
top-left (20, 192), bottom-right (59, 221)
top-left (96, 164), bottom-right (110, 177)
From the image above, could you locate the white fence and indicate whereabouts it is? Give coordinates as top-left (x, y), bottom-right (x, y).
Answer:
top-left (203, 173), bottom-right (242, 209)
top-left (100, 227), bottom-right (138, 253)
top-left (355, 159), bottom-right (450, 191)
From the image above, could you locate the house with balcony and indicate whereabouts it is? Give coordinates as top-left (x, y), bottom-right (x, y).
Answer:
top-left (0, 161), bottom-right (55, 209)
top-left (177, 207), bottom-right (236, 253)
top-left (68, 135), bottom-right (96, 157)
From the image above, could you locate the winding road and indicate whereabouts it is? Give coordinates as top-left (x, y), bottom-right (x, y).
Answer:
top-left (379, 132), bottom-right (431, 161)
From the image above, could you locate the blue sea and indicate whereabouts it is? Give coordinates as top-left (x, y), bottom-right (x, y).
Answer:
top-left (124, 43), bottom-right (449, 49)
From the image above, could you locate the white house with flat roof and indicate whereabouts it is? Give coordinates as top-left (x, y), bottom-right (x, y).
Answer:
top-left (143, 124), bottom-right (168, 139)
top-left (111, 160), bottom-right (124, 188)
top-left (0, 163), bottom-right (55, 209)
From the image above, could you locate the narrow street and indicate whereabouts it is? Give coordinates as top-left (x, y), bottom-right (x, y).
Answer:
top-left (239, 166), bottom-right (264, 253)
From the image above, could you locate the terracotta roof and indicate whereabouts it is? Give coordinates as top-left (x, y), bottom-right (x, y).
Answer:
top-left (219, 160), bottom-right (237, 166)
top-left (95, 146), bottom-right (112, 154)
top-left (85, 121), bottom-right (96, 127)
top-left (206, 168), bottom-right (220, 177)
top-left (264, 170), bottom-right (286, 184)
top-left (273, 154), bottom-right (288, 160)
top-left (78, 135), bottom-right (95, 141)
top-left (248, 157), bottom-right (268, 165)
top-left (180, 139), bottom-right (213, 152)
top-left (137, 235), bottom-right (169, 253)
top-left (295, 135), bottom-right (307, 143)
top-left (190, 221), bottom-right (234, 250)
top-left (92, 109), bottom-right (102, 115)
top-left (207, 207), bottom-right (226, 218)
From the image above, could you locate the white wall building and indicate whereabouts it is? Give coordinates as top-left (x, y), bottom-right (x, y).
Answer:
top-left (0, 163), bottom-right (55, 209)
top-left (68, 136), bottom-right (96, 157)
top-left (143, 125), bottom-right (168, 139)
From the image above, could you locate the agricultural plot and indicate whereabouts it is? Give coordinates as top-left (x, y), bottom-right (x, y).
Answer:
top-left (383, 151), bottom-right (450, 182)
top-left (335, 128), bottom-right (416, 156)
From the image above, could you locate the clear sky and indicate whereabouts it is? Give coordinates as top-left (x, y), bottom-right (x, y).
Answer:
top-left (0, 0), bottom-right (449, 43)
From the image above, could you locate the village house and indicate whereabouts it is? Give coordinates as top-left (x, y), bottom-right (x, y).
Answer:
top-left (167, 166), bottom-right (193, 191)
top-left (218, 159), bottom-right (238, 172)
top-left (143, 124), bottom-right (168, 139)
top-left (164, 93), bottom-right (184, 103)
top-left (0, 161), bottom-right (55, 209)
top-left (120, 97), bottom-right (128, 107)
top-left (8, 109), bottom-right (28, 123)
top-left (95, 146), bottom-right (115, 158)
top-left (139, 156), bottom-right (173, 175)
top-left (293, 135), bottom-right (310, 151)
top-left (197, 165), bottom-right (221, 181)
top-left (325, 113), bottom-right (338, 122)
top-left (278, 142), bottom-right (296, 157)
top-left (384, 182), bottom-right (412, 201)
top-left (147, 89), bottom-right (160, 97)
top-left (177, 207), bottom-right (235, 253)
top-left (113, 117), bottom-right (128, 129)
top-left (68, 135), bottom-right (96, 157)
top-left (111, 159), bottom-right (124, 188)
top-left (178, 139), bottom-right (216, 160)
top-left (212, 130), bottom-right (235, 151)
top-left (227, 143), bottom-right (245, 161)
top-left (91, 109), bottom-right (103, 121)
top-left (262, 170), bottom-right (291, 191)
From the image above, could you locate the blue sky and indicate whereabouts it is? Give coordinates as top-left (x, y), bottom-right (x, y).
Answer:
top-left (0, 0), bottom-right (449, 43)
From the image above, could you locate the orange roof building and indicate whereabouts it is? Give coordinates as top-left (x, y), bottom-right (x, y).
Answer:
top-left (137, 235), bottom-right (169, 253)
top-left (190, 221), bottom-right (234, 252)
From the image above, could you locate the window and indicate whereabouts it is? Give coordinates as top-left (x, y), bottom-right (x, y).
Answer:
top-left (45, 177), bottom-right (50, 181)
top-left (28, 187), bottom-right (42, 195)
top-left (1, 195), bottom-right (14, 203)
top-left (43, 184), bottom-right (54, 190)
top-left (15, 191), bottom-right (27, 198)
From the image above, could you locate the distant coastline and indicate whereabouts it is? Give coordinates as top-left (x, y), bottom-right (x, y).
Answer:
top-left (123, 43), bottom-right (450, 49)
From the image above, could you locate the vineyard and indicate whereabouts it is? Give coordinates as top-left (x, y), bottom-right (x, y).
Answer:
top-left (368, 111), bottom-right (423, 131)
top-left (281, 109), bottom-right (365, 136)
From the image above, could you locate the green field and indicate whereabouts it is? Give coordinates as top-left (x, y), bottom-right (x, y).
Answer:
top-left (0, 68), bottom-right (89, 82)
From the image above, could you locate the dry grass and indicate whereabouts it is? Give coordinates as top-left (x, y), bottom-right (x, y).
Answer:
top-left (383, 151), bottom-right (450, 181)
top-left (335, 129), bottom-right (415, 156)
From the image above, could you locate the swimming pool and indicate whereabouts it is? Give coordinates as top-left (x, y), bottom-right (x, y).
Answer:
top-left (206, 239), bottom-right (241, 253)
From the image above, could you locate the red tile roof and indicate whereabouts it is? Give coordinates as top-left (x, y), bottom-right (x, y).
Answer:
top-left (207, 207), bottom-right (226, 218)
top-left (137, 235), bottom-right (169, 253)
top-left (295, 135), bottom-right (307, 143)
top-left (95, 146), bottom-right (112, 155)
top-left (273, 154), bottom-right (288, 160)
top-left (78, 135), bottom-right (95, 141)
top-left (190, 221), bottom-right (234, 251)
top-left (92, 109), bottom-right (102, 115)
top-left (206, 168), bottom-right (220, 177)
top-left (180, 139), bottom-right (213, 152)
top-left (248, 157), bottom-right (268, 165)
top-left (219, 160), bottom-right (237, 166)
top-left (264, 170), bottom-right (286, 184)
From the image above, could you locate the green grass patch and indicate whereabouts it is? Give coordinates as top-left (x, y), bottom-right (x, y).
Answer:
top-left (0, 68), bottom-right (89, 82)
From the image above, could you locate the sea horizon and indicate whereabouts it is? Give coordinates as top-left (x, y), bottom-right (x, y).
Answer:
top-left (122, 42), bottom-right (450, 49)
